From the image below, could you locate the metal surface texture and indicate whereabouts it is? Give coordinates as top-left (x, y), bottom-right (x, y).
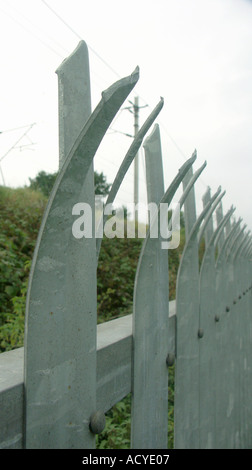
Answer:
top-left (131, 140), bottom-right (197, 448)
top-left (24, 41), bottom-right (139, 448)
top-left (213, 217), bottom-right (251, 448)
top-left (174, 183), bottom-right (222, 448)
top-left (18, 41), bottom-right (252, 450)
top-left (198, 202), bottom-right (234, 448)
top-left (131, 123), bottom-right (167, 449)
top-left (96, 99), bottom-right (164, 259)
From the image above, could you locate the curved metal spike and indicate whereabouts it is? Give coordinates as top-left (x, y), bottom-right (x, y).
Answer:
top-left (145, 152), bottom-right (198, 243)
top-left (167, 161), bottom-right (207, 233)
top-left (26, 67), bottom-right (140, 301)
top-left (198, 188), bottom-right (225, 245)
top-left (216, 217), bottom-right (242, 266)
top-left (131, 154), bottom-right (196, 448)
top-left (96, 98), bottom-right (164, 260)
top-left (107, 98), bottom-right (164, 207)
top-left (226, 223), bottom-right (247, 262)
top-left (179, 161), bottom-right (207, 208)
top-left (132, 152), bottom-right (198, 287)
top-left (182, 151), bottom-right (197, 239)
top-left (242, 233), bottom-right (252, 257)
top-left (183, 186), bottom-right (221, 246)
top-left (214, 206), bottom-right (236, 250)
top-left (200, 206), bottom-right (235, 285)
top-left (24, 68), bottom-right (139, 449)
top-left (200, 206), bottom-right (235, 293)
top-left (198, 208), bottom-right (232, 448)
top-left (161, 152), bottom-right (197, 206)
top-left (233, 231), bottom-right (251, 261)
top-left (215, 201), bottom-right (226, 251)
top-left (61, 66), bottom-right (139, 177)
top-left (174, 182), bottom-right (222, 448)
top-left (213, 214), bottom-right (244, 447)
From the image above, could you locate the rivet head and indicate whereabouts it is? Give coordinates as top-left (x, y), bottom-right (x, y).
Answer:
top-left (198, 328), bottom-right (204, 338)
top-left (215, 314), bottom-right (220, 322)
top-left (89, 411), bottom-right (106, 434)
top-left (166, 353), bottom-right (175, 367)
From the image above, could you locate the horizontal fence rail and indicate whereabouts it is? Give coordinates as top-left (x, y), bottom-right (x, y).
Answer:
top-left (0, 41), bottom-right (251, 449)
top-left (0, 303), bottom-right (176, 449)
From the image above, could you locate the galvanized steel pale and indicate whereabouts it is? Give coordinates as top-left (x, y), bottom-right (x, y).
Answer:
top-left (19, 41), bottom-right (252, 450)
top-left (202, 186), bottom-right (214, 247)
top-left (131, 140), bottom-right (196, 448)
top-left (198, 203), bottom-right (233, 449)
top-left (216, 202), bottom-right (225, 251)
top-left (214, 219), bottom-right (240, 448)
top-left (174, 162), bottom-right (199, 449)
top-left (24, 43), bottom-right (139, 448)
top-left (182, 155), bottom-right (197, 240)
top-left (96, 99), bottom-right (164, 260)
top-left (175, 184), bottom-right (221, 449)
top-left (131, 123), bottom-right (168, 449)
top-left (144, 124), bottom-right (165, 205)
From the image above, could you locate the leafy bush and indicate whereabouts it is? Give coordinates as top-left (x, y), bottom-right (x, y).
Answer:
top-left (0, 187), bottom-right (46, 350)
top-left (0, 260), bottom-right (30, 351)
top-left (29, 170), bottom-right (111, 197)
top-left (0, 183), bottom-right (186, 448)
top-left (97, 236), bottom-right (143, 322)
top-left (0, 185), bottom-right (185, 349)
top-left (96, 365), bottom-right (175, 449)
top-left (96, 394), bottom-right (131, 449)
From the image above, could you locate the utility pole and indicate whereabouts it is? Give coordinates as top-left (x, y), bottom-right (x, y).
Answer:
top-left (133, 96), bottom-right (139, 226)
top-left (126, 97), bottom-right (148, 226)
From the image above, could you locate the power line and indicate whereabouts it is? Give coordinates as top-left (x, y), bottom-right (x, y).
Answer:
top-left (40, 0), bottom-right (121, 79)
top-left (0, 124), bottom-right (36, 134)
top-left (2, 0), bottom-right (207, 194)
top-left (0, 4), bottom-right (64, 58)
top-left (0, 123), bottom-right (36, 164)
top-left (40, 0), bottom-right (193, 174)
top-left (0, 1), bottom-right (105, 95)
top-left (2, 0), bottom-right (68, 57)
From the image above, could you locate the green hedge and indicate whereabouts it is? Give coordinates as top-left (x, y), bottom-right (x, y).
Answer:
top-left (0, 185), bottom-right (185, 448)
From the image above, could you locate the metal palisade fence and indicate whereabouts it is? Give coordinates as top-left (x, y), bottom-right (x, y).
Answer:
top-left (11, 41), bottom-right (252, 448)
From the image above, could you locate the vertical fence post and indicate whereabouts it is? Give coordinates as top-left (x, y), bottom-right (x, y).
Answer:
top-left (216, 202), bottom-right (225, 252)
top-left (202, 187), bottom-right (214, 247)
top-left (131, 123), bottom-right (169, 448)
top-left (214, 218), bottom-right (240, 447)
top-left (20, 39), bottom-right (252, 450)
top-left (233, 231), bottom-right (251, 447)
top-left (198, 200), bottom-right (235, 449)
top-left (131, 139), bottom-right (197, 448)
top-left (175, 181), bottom-right (221, 448)
top-left (23, 43), bottom-right (139, 449)
top-left (174, 159), bottom-right (200, 449)
top-left (227, 223), bottom-right (244, 448)
top-left (182, 159), bottom-right (197, 240)
top-left (222, 222), bottom-right (246, 447)
top-left (144, 124), bottom-right (164, 205)
top-left (24, 41), bottom-right (97, 449)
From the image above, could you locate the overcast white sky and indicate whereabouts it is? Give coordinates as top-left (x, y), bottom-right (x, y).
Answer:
top-left (0, 0), bottom-right (252, 231)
